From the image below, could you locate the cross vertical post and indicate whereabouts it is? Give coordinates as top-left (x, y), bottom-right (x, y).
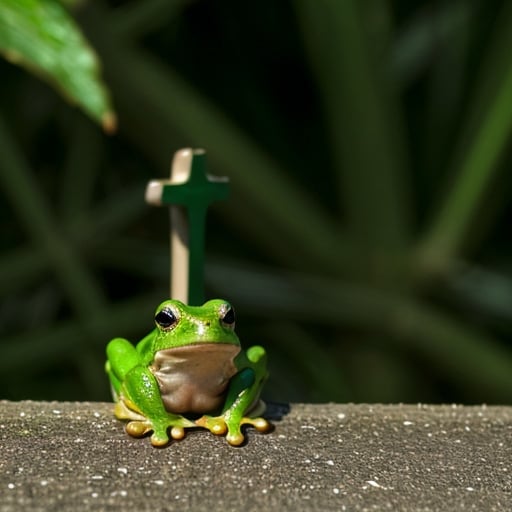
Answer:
top-left (145, 148), bottom-right (229, 305)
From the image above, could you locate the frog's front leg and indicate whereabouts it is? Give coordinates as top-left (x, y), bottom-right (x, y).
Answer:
top-left (196, 345), bottom-right (271, 445)
top-left (106, 338), bottom-right (195, 446)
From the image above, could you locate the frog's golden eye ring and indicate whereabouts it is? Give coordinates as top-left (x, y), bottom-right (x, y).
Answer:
top-left (155, 307), bottom-right (179, 330)
top-left (220, 305), bottom-right (236, 329)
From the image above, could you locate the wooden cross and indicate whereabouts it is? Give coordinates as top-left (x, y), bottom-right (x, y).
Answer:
top-left (145, 148), bottom-right (229, 305)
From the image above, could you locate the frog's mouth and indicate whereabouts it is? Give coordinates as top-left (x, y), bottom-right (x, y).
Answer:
top-left (154, 341), bottom-right (239, 359)
top-left (150, 343), bottom-right (241, 414)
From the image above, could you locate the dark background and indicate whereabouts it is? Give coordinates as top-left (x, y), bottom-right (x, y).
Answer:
top-left (2, 0), bottom-right (512, 405)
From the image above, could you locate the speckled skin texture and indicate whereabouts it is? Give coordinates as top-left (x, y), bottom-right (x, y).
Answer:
top-left (1, 401), bottom-right (512, 511)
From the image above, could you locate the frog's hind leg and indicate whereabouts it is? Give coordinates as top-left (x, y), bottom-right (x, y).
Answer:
top-left (245, 398), bottom-right (266, 418)
top-left (111, 394), bottom-right (155, 440)
top-left (114, 396), bottom-right (147, 422)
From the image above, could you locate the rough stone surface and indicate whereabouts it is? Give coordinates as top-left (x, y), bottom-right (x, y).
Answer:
top-left (0, 401), bottom-right (511, 511)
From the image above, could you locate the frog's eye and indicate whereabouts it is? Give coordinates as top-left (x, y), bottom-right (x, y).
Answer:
top-left (221, 306), bottom-right (236, 329)
top-left (155, 308), bottom-right (178, 330)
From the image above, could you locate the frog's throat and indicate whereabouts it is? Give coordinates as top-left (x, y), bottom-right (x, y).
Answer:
top-left (150, 343), bottom-right (241, 415)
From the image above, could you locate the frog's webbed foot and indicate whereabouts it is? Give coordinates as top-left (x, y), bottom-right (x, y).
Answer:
top-left (124, 420), bottom-right (187, 447)
top-left (113, 398), bottom-right (194, 447)
top-left (195, 414), bottom-right (272, 446)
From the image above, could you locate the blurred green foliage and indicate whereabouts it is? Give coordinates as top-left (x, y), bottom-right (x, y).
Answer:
top-left (0, 0), bottom-right (114, 129)
top-left (1, 0), bottom-right (512, 405)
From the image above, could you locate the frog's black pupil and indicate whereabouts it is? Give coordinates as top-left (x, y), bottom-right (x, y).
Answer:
top-left (223, 307), bottom-right (235, 325)
top-left (155, 309), bottom-right (176, 329)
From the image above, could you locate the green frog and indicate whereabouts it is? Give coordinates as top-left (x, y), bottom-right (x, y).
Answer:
top-left (105, 299), bottom-right (270, 446)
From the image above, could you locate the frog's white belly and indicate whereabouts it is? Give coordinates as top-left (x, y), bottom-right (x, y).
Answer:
top-left (150, 343), bottom-right (240, 414)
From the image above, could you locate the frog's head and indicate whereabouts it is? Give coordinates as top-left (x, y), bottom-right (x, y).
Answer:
top-left (152, 299), bottom-right (240, 351)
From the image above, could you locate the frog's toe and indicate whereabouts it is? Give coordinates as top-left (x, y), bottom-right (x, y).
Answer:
top-left (241, 416), bottom-right (272, 433)
top-left (195, 415), bottom-right (228, 436)
top-left (170, 426), bottom-right (186, 440)
top-left (125, 420), bottom-right (172, 446)
top-left (226, 431), bottom-right (245, 446)
top-left (150, 432), bottom-right (170, 447)
top-left (196, 415), bottom-right (245, 445)
top-left (125, 420), bottom-right (152, 438)
top-left (211, 422), bottom-right (228, 436)
top-left (225, 417), bottom-right (271, 446)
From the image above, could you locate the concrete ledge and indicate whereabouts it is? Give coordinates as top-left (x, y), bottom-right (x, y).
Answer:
top-left (1, 401), bottom-right (511, 511)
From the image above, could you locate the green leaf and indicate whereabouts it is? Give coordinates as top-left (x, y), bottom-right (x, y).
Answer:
top-left (0, 0), bottom-right (115, 131)
top-left (294, 0), bottom-right (412, 255)
top-left (418, 2), bottom-right (512, 268)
